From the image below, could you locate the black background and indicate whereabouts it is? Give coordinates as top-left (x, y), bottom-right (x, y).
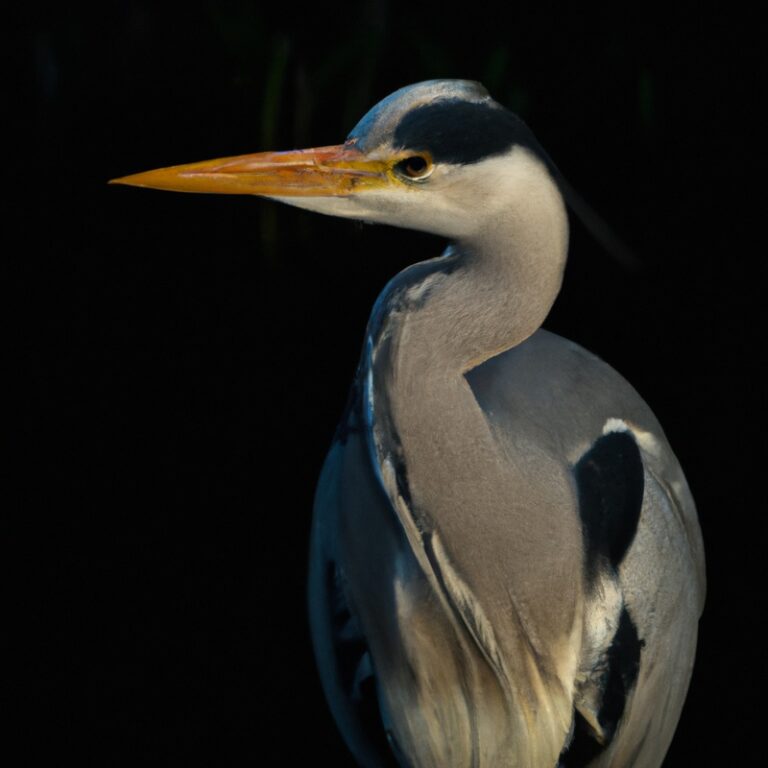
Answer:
top-left (13, 2), bottom-right (764, 764)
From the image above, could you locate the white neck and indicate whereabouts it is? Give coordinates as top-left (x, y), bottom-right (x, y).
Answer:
top-left (365, 151), bottom-right (578, 763)
top-left (385, 149), bottom-right (569, 375)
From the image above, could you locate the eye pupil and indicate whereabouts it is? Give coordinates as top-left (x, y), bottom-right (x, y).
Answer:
top-left (406, 157), bottom-right (426, 175)
top-left (397, 155), bottom-right (431, 179)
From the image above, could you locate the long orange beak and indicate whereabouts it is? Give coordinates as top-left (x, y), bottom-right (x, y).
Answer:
top-left (110, 144), bottom-right (390, 197)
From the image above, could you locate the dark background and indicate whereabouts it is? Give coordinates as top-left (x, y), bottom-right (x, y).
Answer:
top-left (13, 1), bottom-right (764, 764)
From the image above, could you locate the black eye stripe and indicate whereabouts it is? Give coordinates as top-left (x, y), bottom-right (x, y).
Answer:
top-left (393, 99), bottom-right (547, 166)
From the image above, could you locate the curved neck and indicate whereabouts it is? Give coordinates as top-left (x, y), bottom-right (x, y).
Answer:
top-left (380, 157), bottom-right (569, 376)
top-left (365, 162), bottom-right (579, 762)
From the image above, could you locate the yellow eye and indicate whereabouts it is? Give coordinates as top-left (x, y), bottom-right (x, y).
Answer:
top-left (395, 155), bottom-right (433, 181)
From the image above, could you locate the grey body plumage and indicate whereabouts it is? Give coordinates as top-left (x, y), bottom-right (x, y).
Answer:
top-left (308, 82), bottom-right (704, 767)
top-left (114, 78), bottom-right (705, 768)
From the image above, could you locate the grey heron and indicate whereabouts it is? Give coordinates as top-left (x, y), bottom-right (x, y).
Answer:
top-left (112, 79), bottom-right (705, 767)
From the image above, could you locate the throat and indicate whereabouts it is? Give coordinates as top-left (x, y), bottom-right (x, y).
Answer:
top-left (380, 191), bottom-right (568, 378)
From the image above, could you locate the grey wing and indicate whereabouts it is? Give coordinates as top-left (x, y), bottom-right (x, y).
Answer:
top-left (470, 330), bottom-right (705, 767)
top-left (591, 426), bottom-right (704, 767)
top-left (558, 425), bottom-right (704, 768)
top-left (308, 404), bottom-right (405, 767)
top-left (309, 391), bottom-right (471, 768)
top-left (310, 383), bottom-right (518, 767)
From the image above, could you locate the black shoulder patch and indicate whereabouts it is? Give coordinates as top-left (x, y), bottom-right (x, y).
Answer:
top-left (558, 607), bottom-right (643, 767)
top-left (574, 430), bottom-right (644, 582)
top-left (597, 607), bottom-right (643, 741)
top-left (392, 99), bottom-right (547, 166)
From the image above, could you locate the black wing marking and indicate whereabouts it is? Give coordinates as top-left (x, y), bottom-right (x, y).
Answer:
top-left (560, 430), bottom-right (645, 766)
top-left (574, 430), bottom-right (644, 583)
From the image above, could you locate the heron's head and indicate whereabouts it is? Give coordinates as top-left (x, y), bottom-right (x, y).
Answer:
top-left (112, 80), bottom-right (560, 241)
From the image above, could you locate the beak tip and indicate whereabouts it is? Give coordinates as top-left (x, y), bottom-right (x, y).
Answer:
top-left (108, 174), bottom-right (138, 187)
top-left (108, 172), bottom-right (166, 190)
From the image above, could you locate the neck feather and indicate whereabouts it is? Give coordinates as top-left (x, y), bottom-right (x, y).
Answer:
top-left (379, 151), bottom-right (569, 376)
